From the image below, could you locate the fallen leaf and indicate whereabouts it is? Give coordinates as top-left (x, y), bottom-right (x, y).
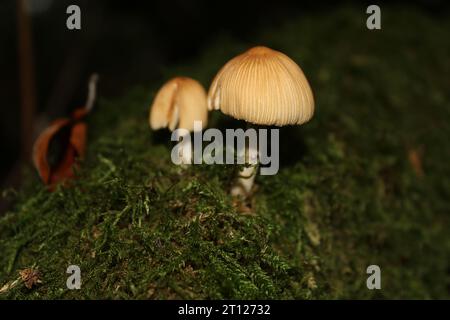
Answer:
top-left (33, 118), bottom-right (71, 185)
top-left (32, 74), bottom-right (98, 191)
top-left (19, 268), bottom-right (42, 289)
top-left (32, 110), bottom-right (88, 190)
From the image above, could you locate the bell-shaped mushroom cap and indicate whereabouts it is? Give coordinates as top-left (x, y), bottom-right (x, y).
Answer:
top-left (207, 46), bottom-right (314, 126)
top-left (149, 77), bottom-right (208, 132)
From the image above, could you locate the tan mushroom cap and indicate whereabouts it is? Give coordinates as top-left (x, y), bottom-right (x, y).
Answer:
top-left (149, 77), bottom-right (208, 132)
top-left (207, 46), bottom-right (314, 126)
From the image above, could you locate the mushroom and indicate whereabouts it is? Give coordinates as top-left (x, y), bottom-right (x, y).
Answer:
top-left (149, 77), bottom-right (208, 164)
top-left (207, 46), bottom-right (314, 197)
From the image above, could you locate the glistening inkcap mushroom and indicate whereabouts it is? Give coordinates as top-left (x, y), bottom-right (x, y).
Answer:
top-left (149, 76), bottom-right (208, 164)
top-left (207, 46), bottom-right (314, 196)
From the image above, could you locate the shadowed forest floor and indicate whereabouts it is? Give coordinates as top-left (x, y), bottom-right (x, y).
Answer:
top-left (1, 6), bottom-right (449, 299)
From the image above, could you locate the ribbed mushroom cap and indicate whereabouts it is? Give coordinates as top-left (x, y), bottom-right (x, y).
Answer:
top-left (150, 77), bottom-right (208, 132)
top-left (208, 46), bottom-right (314, 126)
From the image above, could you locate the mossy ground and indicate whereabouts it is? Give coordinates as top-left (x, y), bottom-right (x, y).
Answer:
top-left (1, 6), bottom-right (449, 299)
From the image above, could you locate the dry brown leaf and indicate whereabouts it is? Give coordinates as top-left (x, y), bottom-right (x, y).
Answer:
top-left (32, 109), bottom-right (88, 191)
top-left (19, 268), bottom-right (42, 289)
top-left (32, 75), bottom-right (97, 191)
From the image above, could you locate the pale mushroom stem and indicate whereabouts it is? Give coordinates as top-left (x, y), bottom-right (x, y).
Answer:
top-left (176, 131), bottom-right (193, 165)
top-left (231, 124), bottom-right (259, 198)
top-left (230, 143), bottom-right (259, 197)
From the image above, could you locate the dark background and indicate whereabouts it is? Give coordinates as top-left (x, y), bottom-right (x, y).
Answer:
top-left (0, 0), bottom-right (448, 208)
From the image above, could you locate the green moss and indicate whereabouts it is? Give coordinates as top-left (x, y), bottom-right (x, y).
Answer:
top-left (1, 6), bottom-right (449, 299)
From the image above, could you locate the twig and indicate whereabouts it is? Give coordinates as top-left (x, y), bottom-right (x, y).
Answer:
top-left (85, 73), bottom-right (99, 112)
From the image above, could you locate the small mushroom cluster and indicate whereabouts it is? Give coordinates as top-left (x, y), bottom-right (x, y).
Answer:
top-left (149, 46), bottom-right (314, 199)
